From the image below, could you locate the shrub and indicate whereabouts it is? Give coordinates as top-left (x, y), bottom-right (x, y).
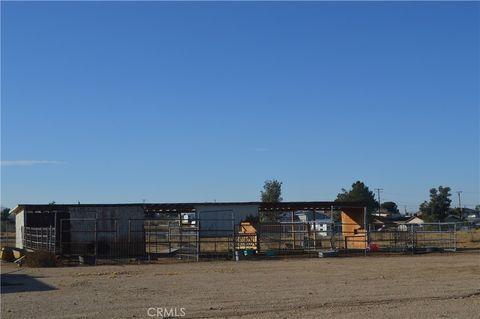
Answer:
top-left (25, 250), bottom-right (57, 267)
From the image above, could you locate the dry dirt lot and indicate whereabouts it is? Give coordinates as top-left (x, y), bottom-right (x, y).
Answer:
top-left (1, 253), bottom-right (479, 319)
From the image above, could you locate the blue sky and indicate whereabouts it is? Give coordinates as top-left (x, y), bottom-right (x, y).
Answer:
top-left (1, 2), bottom-right (479, 211)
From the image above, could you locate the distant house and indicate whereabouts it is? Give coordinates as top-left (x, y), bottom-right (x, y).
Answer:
top-left (405, 216), bottom-right (424, 224)
top-left (287, 210), bottom-right (333, 237)
top-left (395, 215), bottom-right (424, 231)
top-left (444, 214), bottom-right (461, 223)
top-left (465, 211), bottom-right (480, 223)
top-left (372, 216), bottom-right (387, 229)
top-left (295, 210), bottom-right (331, 222)
top-left (372, 215), bottom-right (412, 231)
top-left (372, 208), bottom-right (401, 219)
top-left (447, 208), bottom-right (478, 220)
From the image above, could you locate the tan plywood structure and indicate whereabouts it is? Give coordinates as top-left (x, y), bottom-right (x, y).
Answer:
top-left (341, 207), bottom-right (368, 249)
top-left (236, 222), bottom-right (258, 250)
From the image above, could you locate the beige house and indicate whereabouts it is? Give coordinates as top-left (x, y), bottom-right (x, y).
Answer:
top-left (405, 216), bottom-right (424, 224)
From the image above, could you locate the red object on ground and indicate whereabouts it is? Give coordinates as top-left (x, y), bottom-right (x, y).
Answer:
top-left (369, 243), bottom-right (379, 252)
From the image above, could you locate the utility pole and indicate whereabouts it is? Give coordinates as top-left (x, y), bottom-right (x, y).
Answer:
top-left (375, 188), bottom-right (383, 214)
top-left (456, 191), bottom-right (463, 217)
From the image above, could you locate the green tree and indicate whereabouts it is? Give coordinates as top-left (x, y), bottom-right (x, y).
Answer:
top-left (335, 181), bottom-right (379, 215)
top-left (381, 201), bottom-right (400, 214)
top-left (260, 179), bottom-right (283, 222)
top-left (261, 179), bottom-right (283, 203)
top-left (419, 186), bottom-right (452, 222)
top-left (1, 208), bottom-right (10, 221)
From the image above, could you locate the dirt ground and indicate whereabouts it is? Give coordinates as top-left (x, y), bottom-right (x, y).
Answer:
top-left (1, 253), bottom-right (479, 319)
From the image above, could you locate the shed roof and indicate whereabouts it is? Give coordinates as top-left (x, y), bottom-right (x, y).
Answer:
top-left (9, 201), bottom-right (367, 215)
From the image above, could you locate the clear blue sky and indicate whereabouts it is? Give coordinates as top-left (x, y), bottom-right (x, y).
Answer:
top-left (1, 2), bottom-right (479, 211)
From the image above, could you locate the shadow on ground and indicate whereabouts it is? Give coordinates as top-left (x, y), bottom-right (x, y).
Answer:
top-left (1, 273), bottom-right (56, 294)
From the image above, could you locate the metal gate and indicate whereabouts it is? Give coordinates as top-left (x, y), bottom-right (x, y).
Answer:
top-left (176, 212), bottom-right (200, 261)
top-left (135, 213), bottom-right (199, 261)
top-left (142, 210), bottom-right (235, 261)
top-left (412, 223), bottom-right (456, 252)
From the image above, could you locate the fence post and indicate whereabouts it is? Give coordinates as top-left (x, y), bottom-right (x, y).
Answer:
top-left (178, 213), bottom-right (182, 257)
top-left (291, 210), bottom-right (295, 249)
top-left (94, 219), bottom-right (97, 265)
top-left (330, 206), bottom-right (334, 250)
top-left (313, 209), bottom-right (316, 251)
top-left (196, 211), bottom-right (200, 262)
top-left (54, 211), bottom-right (57, 253)
top-left (168, 223), bottom-right (172, 254)
top-left (364, 207), bottom-right (367, 257)
top-left (145, 219), bottom-right (149, 261)
top-left (59, 220), bottom-right (63, 257)
top-left (21, 226), bottom-right (24, 249)
top-left (257, 223), bottom-right (261, 254)
top-left (454, 223), bottom-right (457, 252)
top-left (231, 212), bottom-right (236, 261)
top-left (410, 224), bottom-right (414, 255)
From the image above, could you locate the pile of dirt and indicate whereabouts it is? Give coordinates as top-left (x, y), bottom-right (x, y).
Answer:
top-left (24, 251), bottom-right (57, 268)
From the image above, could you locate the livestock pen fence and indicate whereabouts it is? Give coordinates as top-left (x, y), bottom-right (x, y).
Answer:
top-left (368, 223), bottom-right (458, 252)
top-left (1, 221), bottom-right (16, 249)
top-left (21, 212), bottom-right (236, 262)
top-left (20, 218), bottom-right (470, 262)
top-left (22, 226), bottom-right (56, 252)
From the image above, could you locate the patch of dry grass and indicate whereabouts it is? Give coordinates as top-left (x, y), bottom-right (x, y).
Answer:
top-left (456, 229), bottom-right (480, 248)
